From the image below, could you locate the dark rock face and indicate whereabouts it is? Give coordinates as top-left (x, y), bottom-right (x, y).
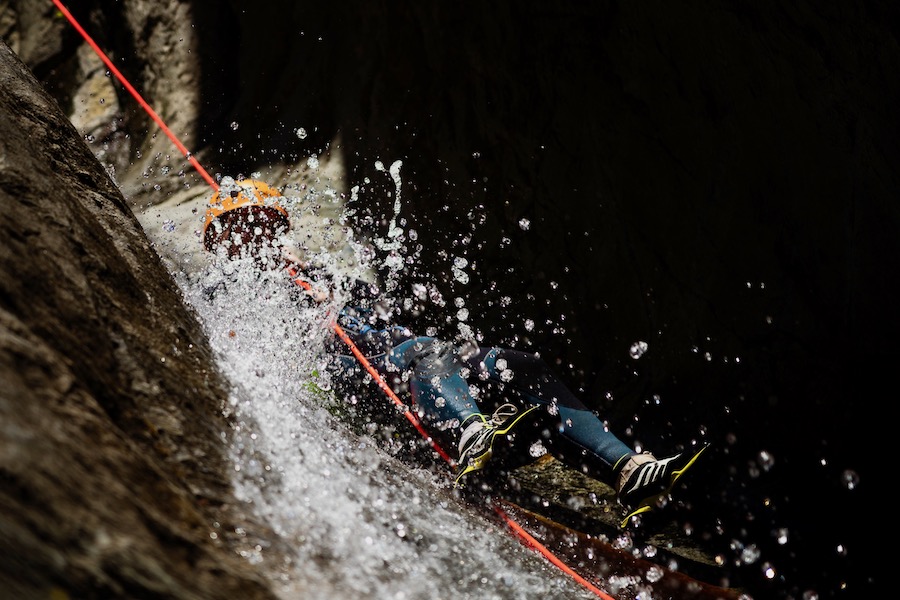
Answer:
top-left (0, 41), bottom-right (277, 599)
top-left (3, 1), bottom-right (891, 597)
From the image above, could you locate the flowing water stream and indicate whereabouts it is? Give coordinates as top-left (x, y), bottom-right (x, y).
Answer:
top-left (151, 173), bottom-right (606, 599)
top-left (178, 260), bottom-right (600, 599)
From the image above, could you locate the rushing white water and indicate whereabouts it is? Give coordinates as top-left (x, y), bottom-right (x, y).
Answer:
top-left (147, 167), bottom-right (602, 599)
top-left (175, 255), bottom-right (598, 600)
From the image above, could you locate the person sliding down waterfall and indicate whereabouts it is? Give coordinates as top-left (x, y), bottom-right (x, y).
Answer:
top-left (202, 178), bottom-right (708, 526)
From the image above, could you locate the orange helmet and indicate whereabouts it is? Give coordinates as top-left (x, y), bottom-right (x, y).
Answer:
top-left (202, 179), bottom-right (291, 253)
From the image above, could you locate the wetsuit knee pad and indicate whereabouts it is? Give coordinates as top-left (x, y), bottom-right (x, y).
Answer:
top-left (410, 339), bottom-right (461, 378)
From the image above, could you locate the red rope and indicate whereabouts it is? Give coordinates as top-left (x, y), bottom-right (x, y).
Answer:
top-left (493, 503), bottom-right (615, 599)
top-left (289, 269), bottom-right (455, 465)
top-left (51, 0), bottom-right (219, 192)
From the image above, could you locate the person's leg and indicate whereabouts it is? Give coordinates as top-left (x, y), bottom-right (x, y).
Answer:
top-left (467, 347), bottom-right (635, 480)
top-left (386, 337), bottom-right (480, 430)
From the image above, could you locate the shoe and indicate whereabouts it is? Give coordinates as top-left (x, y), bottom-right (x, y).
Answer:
top-left (616, 444), bottom-right (708, 527)
top-left (455, 403), bottom-right (537, 483)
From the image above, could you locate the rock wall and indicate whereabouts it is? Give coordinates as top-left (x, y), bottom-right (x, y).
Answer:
top-left (0, 40), bottom-right (278, 599)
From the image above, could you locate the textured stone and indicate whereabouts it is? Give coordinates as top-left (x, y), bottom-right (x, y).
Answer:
top-left (0, 40), bottom-right (278, 600)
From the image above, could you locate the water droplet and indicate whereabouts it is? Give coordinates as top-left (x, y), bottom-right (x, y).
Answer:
top-left (529, 441), bottom-right (548, 457)
top-left (646, 565), bottom-right (664, 583)
top-left (629, 341), bottom-right (649, 359)
top-left (452, 268), bottom-right (469, 284)
top-left (758, 450), bottom-right (775, 471)
top-left (741, 544), bottom-right (761, 564)
top-left (841, 469), bottom-right (859, 490)
top-left (776, 528), bottom-right (789, 544)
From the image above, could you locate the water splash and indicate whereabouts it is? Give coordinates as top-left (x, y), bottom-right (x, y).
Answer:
top-left (174, 252), bottom-right (596, 599)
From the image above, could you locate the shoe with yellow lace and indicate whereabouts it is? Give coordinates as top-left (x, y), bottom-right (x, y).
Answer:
top-left (455, 403), bottom-right (538, 483)
top-left (616, 444), bottom-right (708, 527)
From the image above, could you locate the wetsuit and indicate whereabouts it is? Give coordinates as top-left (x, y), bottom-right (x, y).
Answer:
top-left (327, 287), bottom-right (635, 480)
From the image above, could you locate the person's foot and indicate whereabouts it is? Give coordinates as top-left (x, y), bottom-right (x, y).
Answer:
top-left (455, 403), bottom-right (536, 482)
top-left (616, 444), bottom-right (708, 527)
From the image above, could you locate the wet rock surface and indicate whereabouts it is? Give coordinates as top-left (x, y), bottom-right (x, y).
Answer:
top-left (0, 41), bottom-right (280, 599)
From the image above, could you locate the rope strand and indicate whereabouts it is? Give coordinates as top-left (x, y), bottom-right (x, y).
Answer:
top-left (52, 0), bottom-right (219, 191)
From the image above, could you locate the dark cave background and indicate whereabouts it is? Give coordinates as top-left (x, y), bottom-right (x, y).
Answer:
top-left (42, 1), bottom-right (893, 597)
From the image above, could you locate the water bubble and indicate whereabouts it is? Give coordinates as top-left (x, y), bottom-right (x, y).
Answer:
top-left (646, 565), bottom-right (664, 583)
top-left (162, 219), bottom-right (176, 232)
top-left (758, 450), bottom-right (775, 472)
top-left (776, 528), bottom-right (789, 544)
top-left (741, 544), bottom-right (761, 564)
top-left (528, 441), bottom-right (548, 457)
top-left (629, 341), bottom-right (649, 359)
top-left (518, 218), bottom-right (530, 231)
top-left (230, 121), bottom-right (239, 131)
top-left (307, 156), bottom-right (319, 169)
top-left (456, 308), bottom-right (469, 322)
top-left (296, 127), bottom-right (307, 139)
top-left (524, 319), bottom-right (534, 332)
top-left (841, 469), bottom-right (859, 490)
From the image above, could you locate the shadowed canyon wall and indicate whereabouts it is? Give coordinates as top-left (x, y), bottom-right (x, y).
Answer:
top-left (0, 39), bottom-right (280, 600)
